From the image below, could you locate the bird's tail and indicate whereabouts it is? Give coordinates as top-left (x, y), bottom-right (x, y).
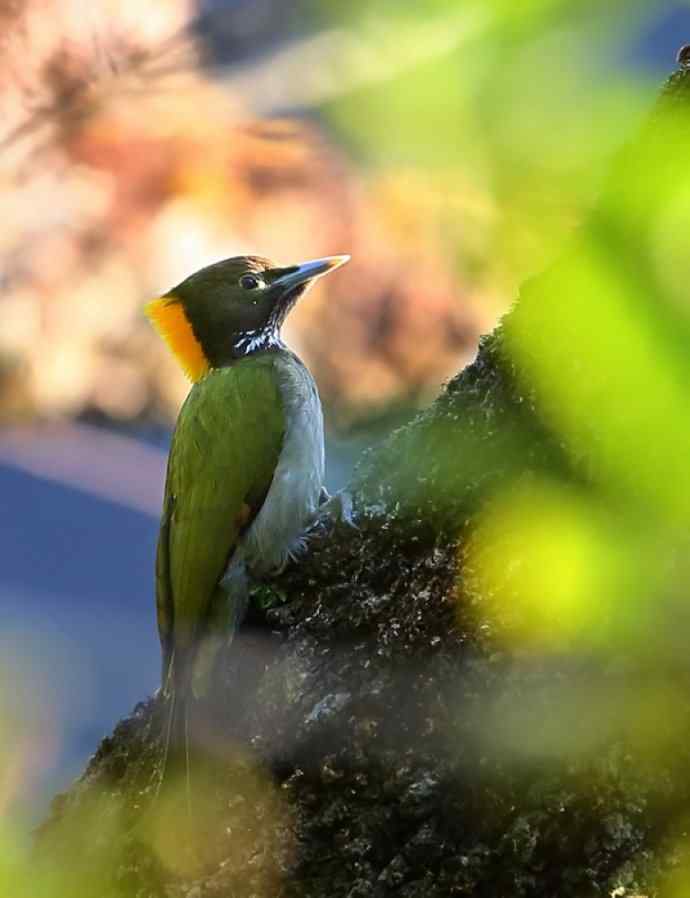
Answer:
top-left (142, 651), bottom-right (214, 877)
top-left (154, 649), bottom-right (192, 814)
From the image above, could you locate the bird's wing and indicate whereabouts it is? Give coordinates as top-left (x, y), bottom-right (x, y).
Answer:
top-left (155, 489), bottom-right (174, 686)
top-left (155, 356), bottom-right (285, 658)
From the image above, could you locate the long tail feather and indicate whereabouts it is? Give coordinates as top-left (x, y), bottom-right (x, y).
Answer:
top-left (153, 650), bottom-right (192, 812)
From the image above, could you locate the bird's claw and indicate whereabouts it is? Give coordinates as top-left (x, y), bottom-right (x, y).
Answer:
top-left (311, 488), bottom-right (358, 535)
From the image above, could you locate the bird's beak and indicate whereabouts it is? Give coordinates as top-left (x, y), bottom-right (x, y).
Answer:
top-left (270, 255), bottom-right (350, 292)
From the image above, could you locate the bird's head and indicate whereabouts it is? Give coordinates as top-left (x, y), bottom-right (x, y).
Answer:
top-left (145, 254), bottom-right (349, 381)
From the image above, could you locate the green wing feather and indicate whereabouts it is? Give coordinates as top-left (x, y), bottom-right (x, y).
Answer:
top-left (155, 355), bottom-right (284, 693)
top-left (155, 492), bottom-right (174, 684)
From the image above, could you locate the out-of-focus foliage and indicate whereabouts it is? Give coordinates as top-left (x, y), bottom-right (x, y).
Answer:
top-left (469, 479), bottom-right (663, 651)
top-left (315, 0), bottom-right (654, 298)
top-left (457, 56), bottom-right (690, 892)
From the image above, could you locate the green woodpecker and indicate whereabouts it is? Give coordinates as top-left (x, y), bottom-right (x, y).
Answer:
top-left (145, 253), bottom-right (349, 743)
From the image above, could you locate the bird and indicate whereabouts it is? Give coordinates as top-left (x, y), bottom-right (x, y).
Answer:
top-left (145, 252), bottom-right (350, 788)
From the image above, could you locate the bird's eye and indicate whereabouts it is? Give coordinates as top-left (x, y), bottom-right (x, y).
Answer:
top-left (239, 273), bottom-right (263, 291)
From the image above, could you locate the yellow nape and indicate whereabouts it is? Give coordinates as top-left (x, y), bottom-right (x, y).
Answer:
top-left (145, 296), bottom-right (210, 383)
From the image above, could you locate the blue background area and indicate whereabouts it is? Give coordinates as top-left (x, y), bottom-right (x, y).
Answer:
top-left (628, 4), bottom-right (690, 73)
top-left (0, 463), bottom-right (160, 816)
